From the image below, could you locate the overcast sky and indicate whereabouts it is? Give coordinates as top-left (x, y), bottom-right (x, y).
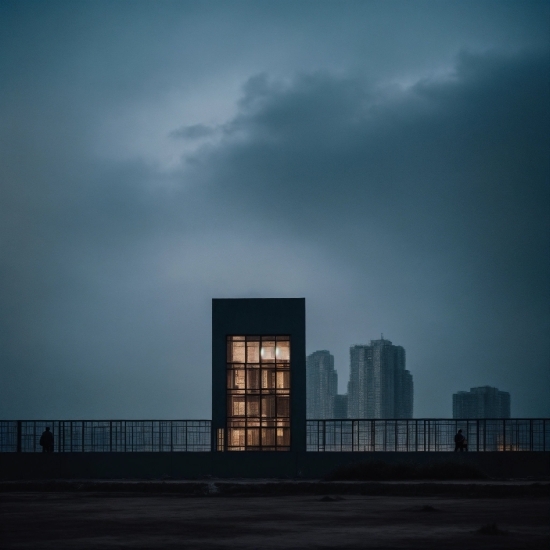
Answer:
top-left (1, 1), bottom-right (549, 419)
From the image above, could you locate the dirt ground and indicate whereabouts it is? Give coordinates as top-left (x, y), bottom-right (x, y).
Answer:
top-left (1, 492), bottom-right (549, 549)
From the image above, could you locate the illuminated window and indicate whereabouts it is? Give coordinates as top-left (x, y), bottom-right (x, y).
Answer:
top-left (217, 428), bottom-right (225, 451)
top-left (226, 335), bottom-right (290, 451)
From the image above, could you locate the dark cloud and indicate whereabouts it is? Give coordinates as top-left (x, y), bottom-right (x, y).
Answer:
top-left (184, 50), bottom-right (550, 416)
top-left (0, 2), bottom-right (548, 419)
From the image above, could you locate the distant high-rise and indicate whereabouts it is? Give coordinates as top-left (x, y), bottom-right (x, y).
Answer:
top-left (347, 338), bottom-right (413, 418)
top-left (306, 350), bottom-right (338, 418)
top-left (453, 386), bottom-right (511, 418)
top-left (394, 345), bottom-right (413, 419)
top-left (348, 345), bottom-right (368, 418)
top-left (333, 394), bottom-right (348, 419)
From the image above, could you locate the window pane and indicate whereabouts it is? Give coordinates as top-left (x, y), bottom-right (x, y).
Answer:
top-left (230, 340), bottom-right (245, 363)
top-left (247, 369), bottom-right (260, 390)
top-left (247, 396), bottom-right (260, 417)
top-left (261, 395), bottom-right (276, 418)
top-left (247, 428), bottom-right (260, 446)
top-left (262, 428), bottom-right (276, 446)
top-left (228, 428), bottom-right (245, 447)
top-left (277, 428), bottom-right (290, 446)
top-left (277, 396), bottom-right (290, 417)
top-left (229, 396), bottom-right (245, 417)
top-left (276, 371), bottom-right (289, 389)
top-left (261, 369), bottom-right (276, 389)
top-left (276, 341), bottom-right (290, 361)
top-left (261, 340), bottom-right (276, 362)
top-left (227, 370), bottom-right (245, 389)
top-left (247, 340), bottom-right (260, 363)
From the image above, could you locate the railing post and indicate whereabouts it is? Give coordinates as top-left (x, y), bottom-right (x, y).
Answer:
top-left (427, 420), bottom-right (430, 452)
top-left (16, 421), bottom-right (22, 453)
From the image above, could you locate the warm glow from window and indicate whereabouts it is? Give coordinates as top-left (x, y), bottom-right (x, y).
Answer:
top-left (226, 335), bottom-right (290, 451)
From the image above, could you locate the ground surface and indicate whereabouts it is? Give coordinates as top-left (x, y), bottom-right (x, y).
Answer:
top-left (1, 491), bottom-right (549, 549)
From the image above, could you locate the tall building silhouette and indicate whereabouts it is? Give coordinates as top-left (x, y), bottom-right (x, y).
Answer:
top-left (347, 337), bottom-right (413, 418)
top-left (333, 394), bottom-right (348, 419)
top-left (394, 345), bottom-right (413, 419)
top-left (306, 350), bottom-right (337, 418)
top-left (453, 386), bottom-right (510, 418)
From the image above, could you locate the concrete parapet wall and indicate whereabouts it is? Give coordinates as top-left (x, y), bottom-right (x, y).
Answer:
top-left (1, 451), bottom-right (548, 481)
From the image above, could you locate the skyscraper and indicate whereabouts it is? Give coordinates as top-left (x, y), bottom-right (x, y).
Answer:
top-left (306, 350), bottom-right (338, 418)
top-left (347, 338), bottom-right (413, 418)
top-left (453, 386), bottom-right (511, 418)
top-left (348, 345), bottom-right (368, 418)
top-left (333, 394), bottom-right (348, 419)
top-left (394, 345), bottom-right (413, 419)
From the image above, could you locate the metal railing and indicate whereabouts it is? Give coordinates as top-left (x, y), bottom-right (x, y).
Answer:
top-left (306, 419), bottom-right (550, 452)
top-left (1, 418), bottom-right (548, 452)
top-left (0, 420), bottom-right (211, 452)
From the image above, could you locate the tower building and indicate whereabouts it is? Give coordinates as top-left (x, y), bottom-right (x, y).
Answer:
top-left (212, 298), bottom-right (306, 452)
top-left (333, 394), bottom-right (348, 419)
top-left (347, 337), bottom-right (413, 419)
top-left (453, 386), bottom-right (510, 418)
top-left (306, 350), bottom-right (337, 418)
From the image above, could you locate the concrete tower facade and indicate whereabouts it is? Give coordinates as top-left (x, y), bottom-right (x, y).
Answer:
top-left (306, 350), bottom-right (337, 418)
top-left (347, 338), bottom-right (413, 419)
top-left (453, 386), bottom-right (511, 418)
top-left (212, 298), bottom-right (306, 452)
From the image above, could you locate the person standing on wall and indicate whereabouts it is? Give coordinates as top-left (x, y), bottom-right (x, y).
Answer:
top-left (454, 429), bottom-right (468, 451)
top-left (40, 427), bottom-right (54, 452)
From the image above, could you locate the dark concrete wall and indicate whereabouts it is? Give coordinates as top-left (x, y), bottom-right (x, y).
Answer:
top-left (1, 451), bottom-right (548, 481)
top-left (212, 298), bottom-right (306, 452)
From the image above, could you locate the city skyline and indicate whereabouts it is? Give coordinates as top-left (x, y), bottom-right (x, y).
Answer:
top-left (307, 336), bottom-right (514, 419)
top-left (1, 1), bottom-right (548, 420)
top-left (307, 337), bottom-right (414, 420)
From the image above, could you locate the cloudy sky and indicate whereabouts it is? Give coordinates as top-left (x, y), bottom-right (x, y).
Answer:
top-left (1, 1), bottom-right (549, 420)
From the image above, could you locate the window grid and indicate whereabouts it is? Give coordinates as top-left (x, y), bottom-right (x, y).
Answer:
top-left (226, 335), bottom-right (291, 451)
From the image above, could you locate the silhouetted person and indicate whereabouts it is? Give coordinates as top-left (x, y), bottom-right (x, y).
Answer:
top-left (40, 427), bottom-right (54, 452)
top-left (454, 429), bottom-right (467, 452)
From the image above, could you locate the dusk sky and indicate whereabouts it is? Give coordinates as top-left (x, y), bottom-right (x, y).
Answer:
top-left (1, 1), bottom-right (549, 420)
